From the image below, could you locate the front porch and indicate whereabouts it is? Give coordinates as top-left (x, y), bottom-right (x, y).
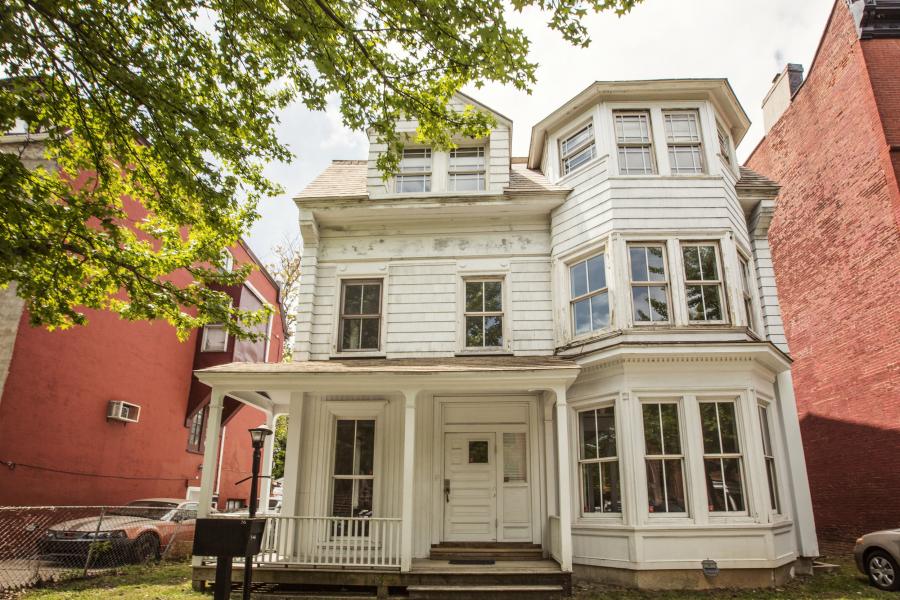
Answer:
top-left (191, 357), bottom-right (580, 595)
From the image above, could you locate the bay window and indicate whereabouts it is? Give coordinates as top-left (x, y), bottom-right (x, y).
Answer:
top-left (331, 419), bottom-right (376, 534)
top-left (570, 253), bottom-right (609, 336)
top-left (758, 404), bottom-right (781, 513)
top-left (664, 110), bottom-right (704, 174)
top-left (560, 122), bottom-right (596, 175)
top-left (681, 243), bottom-right (726, 322)
top-left (629, 244), bottom-right (670, 323)
top-left (578, 406), bottom-right (621, 514)
top-left (699, 401), bottom-right (746, 513)
top-left (739, 255), bottom-right (758, 331)
top-left (339, 280), bottom-right (382, 352)
top-left (642, 402), bottom-right (687, 514)
top-left (615, 111), bottom-right (655, 175)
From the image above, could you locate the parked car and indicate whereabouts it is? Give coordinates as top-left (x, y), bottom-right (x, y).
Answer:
top-left (854, 528), bottom-right (900, 592)
top-left (38, 499), bottom-right (199, 565)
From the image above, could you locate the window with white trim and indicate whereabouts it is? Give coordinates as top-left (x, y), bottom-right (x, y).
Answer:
top-left (681, 243), bottom-right (726, 322)
top-left (559, 122), bottom-right (596, 175)
top-left (339, 280), bottom-right (382, 352)
top-left (758, 404), bottom-right (781, 513)
top-left (331, 419), bottom-right (375, 532)
top-left (201, 324), bottom-right (228, 352)
top-left (464, 279), bottom-right (503, 348)
top-left (664, 110), bottom-right (704, 174)
top-left (187, 407), bottom-right (206, 452)
top-left (629, 244), bottom-right (670, 323)
top-left (395, 148), bottom-right (431, 193)
top-left (570, 253), bottom-right (609, 336)
top-left (739, 255), bottom-right (757, 331)
top-left (220, 249), bottom-right (234, 272)
top-left (578, 406), bottom-right (621, 514)
top-left (614, 111), bottom-right (655, 175)
top-left (699, 401), bottom-right (746, 513)
top-left (449, 147), bottom-right (486, 191)
top-left (717, 122), bottom-right (732, 166)
top-left (643, 402), bottom-right (687, 514)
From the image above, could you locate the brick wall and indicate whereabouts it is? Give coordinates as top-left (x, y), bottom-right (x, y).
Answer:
top-left (747, 0), bottom-right (900, 553)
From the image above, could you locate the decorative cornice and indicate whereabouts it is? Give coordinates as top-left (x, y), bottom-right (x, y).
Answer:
top-left (857, 0), bottom-right (900, 39)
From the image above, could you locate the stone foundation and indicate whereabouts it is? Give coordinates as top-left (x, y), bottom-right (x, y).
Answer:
top-left (573, 561), bottom-right (796, 590)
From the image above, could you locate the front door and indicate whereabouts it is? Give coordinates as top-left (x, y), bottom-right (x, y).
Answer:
top-left (443, 433), bottom-right (497, 542)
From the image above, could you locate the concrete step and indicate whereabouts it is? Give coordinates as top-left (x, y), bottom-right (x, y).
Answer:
top-left (408, 584), bottom-right (565, 600)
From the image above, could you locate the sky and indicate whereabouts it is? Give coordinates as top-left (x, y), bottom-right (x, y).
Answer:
top-left (245, 0), bottom-right (836, 261)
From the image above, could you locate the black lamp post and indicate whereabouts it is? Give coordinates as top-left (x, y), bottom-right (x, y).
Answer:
top-left (243, 425), bottom-right (272, 600)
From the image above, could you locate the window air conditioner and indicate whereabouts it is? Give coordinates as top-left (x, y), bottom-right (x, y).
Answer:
top-left (107, 400), bottom-right (141, 424)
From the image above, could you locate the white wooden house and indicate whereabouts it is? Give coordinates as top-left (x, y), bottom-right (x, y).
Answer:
top-left (192, 80), bottom-right (819, 596)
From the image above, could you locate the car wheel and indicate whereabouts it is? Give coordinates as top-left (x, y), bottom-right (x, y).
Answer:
top-left (867, 549), bottom-right (900, 592)
top-left (132, 533), bottom-right (160, 564)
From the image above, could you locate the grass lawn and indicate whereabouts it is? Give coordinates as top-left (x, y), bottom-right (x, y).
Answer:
top-left (12, 556), bottom-right (894, 599)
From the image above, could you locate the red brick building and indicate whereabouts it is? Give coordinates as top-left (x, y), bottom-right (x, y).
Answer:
top-left (747, 0), bottom-right (900, 552)
top-left (0, 237), bottom-right (285, 511)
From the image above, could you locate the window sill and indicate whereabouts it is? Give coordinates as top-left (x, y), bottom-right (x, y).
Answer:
top-left (557, 154), bottom-right (608, 186)
top-left (455, 349), bottom-right (513, 357)
top-left (330, 352), bottom-right (386, 360)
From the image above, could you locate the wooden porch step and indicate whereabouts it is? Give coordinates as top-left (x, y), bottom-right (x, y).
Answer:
top-left (429, 545), bottom-right (544, 561)
top-left (408, 584), bottom-right (564, 600)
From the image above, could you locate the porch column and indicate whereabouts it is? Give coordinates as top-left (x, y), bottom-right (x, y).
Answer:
top-left (400, 390), bottom-right (417, 572)
top-left (279, 392), bottom-right (304, 519)
top-left (197, 388), bottom-right (225, 518)
top-left (553, 386), bottom-right (574, 572)
top-left (259, 410), bottom-right (277, 513)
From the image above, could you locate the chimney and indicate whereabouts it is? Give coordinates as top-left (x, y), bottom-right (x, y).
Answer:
top-left (761, 63), bottom-right (804, 133)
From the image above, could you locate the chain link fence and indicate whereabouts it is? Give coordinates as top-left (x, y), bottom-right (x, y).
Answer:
top-left (0, 505), bottom-right (196, 593)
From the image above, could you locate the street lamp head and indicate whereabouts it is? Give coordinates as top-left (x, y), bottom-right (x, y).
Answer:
top-left (248, 425), bottom-right (273, 448)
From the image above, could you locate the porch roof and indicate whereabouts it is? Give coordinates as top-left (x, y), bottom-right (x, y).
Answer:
top-left (198, 355), bottom-right (578, 374)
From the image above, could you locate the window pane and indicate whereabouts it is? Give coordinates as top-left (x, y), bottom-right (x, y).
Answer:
top-left (685, 285), bottom-right (705, 320)
top-left (341, 318), bottom-right (362, 350)
top-left (665, 459), bottom-right (687, 512)
top-left (669, 145), bottom-right (703, 174)
top-left (717, 402), bottom-right (740, 453)
top-left (616, 114), bottom-right (650, 143)
top-left (449, 147), bottom-right (484, 170)
top-left (646, 459), bottom-right (686, 513)
top-left (582, 463), bottom-right (602, 513)
top-left (595, 406), bottom-right (616, 458)
top-left (466, 316), bottom-right (484, 347)
top-left (649, 285), bottom-right (669, 322)
top-left (449, 173), bottom-right (485, 191)
top-left (665, 112), bottom-right (700, 142)
top-left (561, 124), bottom-right (593, 156)
top-left (587, 255), bottom-right (606, 291)
top-left (602, 462), bottom-right (622, 513)
top-left (344, 285), bottom-right (363, 315)
top-left (203, 325), bottom-right (227, 351)
top-left (334, 420), bottom-right (356, 475)
top-left (590, 292), bottom-right (609, 330)
top-left (360, 318), bottom-right (380, 349)
top-left (766, 459), bottom-right (780, 511)
top-left (701, 285), bottom-right (723, 320)
top-left (721, 458), bottom-right (745, 511)
top-left (642, 404), bottom-right (662, 455)
top-left (484, 316), bottom-right (503, 346)
top-left (469, 440), bottom-right (489, 464)
top-left (465, 281), bottom-right (483, 312)
top-left (362, 284), bottom-right (380, 314)
top-left (570, 262), bottom-right (588, 298)
top-left (698, 246), bottom-right (718, 280)
top-left (332, 478), bottom-right (353, 517)
top-left (356, 420), bottom-right (375, 476)
top-left (396, 175), bottom-right (430, 193)
top-left (484, 281), bottom-right (502, 311)
top-left (758, 406), bottom-right (772, 455)
top-left (573, 299), bottom-right (591, 335)
top-left (699, 402), bottom-right (720, 454)
top-left (682, 246), bottom-right (701, 280)
top-left (580, 410), bottom-right (598, 460)
top-left (633, 286), bottom-right (652, 322)
top-left (660, 403), bottom-right (681, 454)
top-left (564, 144), bottom-right (596, 173)
top-left (619, 146), bottom-right (654, 174)
top-left (647, 246), bottom-right (666, 281)
top-left (503, 433), bottom-right (527, 483)
top-left (630, 247), bottom-right (648, 281)
top-left (356, 479), bottom-right (374, 517)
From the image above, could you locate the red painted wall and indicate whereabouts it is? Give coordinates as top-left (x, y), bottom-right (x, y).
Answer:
top-left (747, 0), bottom-right (900, 552)
top-left (0, 239), bottom-right (283, 508)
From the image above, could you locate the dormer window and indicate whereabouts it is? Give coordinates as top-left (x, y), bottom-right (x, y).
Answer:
top-left (614, 112), bottom-right (656, 175)
top-left (560, 122), bottom-right (596, 175)
top-left (664, 111), bottom-right (704, 174)
top-left (395, 148), bottom-right (432, 193)
top-left (449, 147), bottom-right (486, 191)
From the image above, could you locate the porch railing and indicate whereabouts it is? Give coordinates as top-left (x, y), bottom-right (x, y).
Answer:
top-left (548, 515), bottom-right (561, 563)
top-left (251, 516), bottom-right (402, 569)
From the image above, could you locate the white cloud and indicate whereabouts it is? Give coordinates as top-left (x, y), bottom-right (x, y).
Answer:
top-left (246, 0), bottom-right (834, 259)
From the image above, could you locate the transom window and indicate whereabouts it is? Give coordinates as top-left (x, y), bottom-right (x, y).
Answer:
top-left (395, 148), bottom-right (431, 193)
top-left (664, 110), bottom-right (704, 174)
top-left (560, 122), bottom-right (597, 175)
top-left (614, 111), bottom-right (656, 175)
top-left (578, 406), bottom-right (621, 514)
top-left (717, 122), bottom-right (732, 166)
top-left (699, 401), bottom-right (746, 513)
top-left (449, 147), bottom-right (486, 191)
top-left (681, 243), bottom-right (725, 322)
top-left (570, 254), bottom-right (609, 336)
top-left (758, 404), bottom-right (780, 513)
top-left (643, 402), bottom-right (686, 514)
top-left (331, 419), bottom-right (376, 530)
top-left (629, 244), bottom-right (670, 323)
top-left (739, 255), bottom-right (757, 331)
top-left (339, 280), bottom-right (382, 351)
top-left (464, 279), bottom-right (503, 348)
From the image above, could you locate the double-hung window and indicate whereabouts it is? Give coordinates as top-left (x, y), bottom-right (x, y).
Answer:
top-left (570, 254), bottom-right (609, 336)
top-left (331, 419), bottom-right (376, 534)
top-left (464, 279), bottom-right (503, 348)
top-left (578, 406), bottom-right (621, 514)
top-left (643, 402), bottom-right (687, 514)
top-left (614, 111), bottom-right (655, 175)
top-left (187, 407), bottom-right (206, 452)
top-left (717, 122), bottom-right (732, 166)
top-left (339, 280), bottom-right (382, 352)
top-left (739, 255), bottom-right (757, 331)
top-left (559, 122), bottom-right (596, 176)
top-left (395, 148), bottom-right (431, 193)
top-left (629, 244), bottom-right (670, 323)
top-left (699, 401), bottom-right (746, 513)
top-left (664, 110), bottom-right (704, 174)
top-left (682, 243), bottom-right (726, 322)
top-left (449, 147), bottom-right (486, 191)
top-left (758, 404), bottom-right (781, 513)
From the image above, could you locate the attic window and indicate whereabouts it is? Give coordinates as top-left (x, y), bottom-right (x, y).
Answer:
top-left (449, 147), bottom-right (486, 191)
top-left (560, 122), bottom-right (596, 175)
top-left (396, 148), bottom-right (432, 193)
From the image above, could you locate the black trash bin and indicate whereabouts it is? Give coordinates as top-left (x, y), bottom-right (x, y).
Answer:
top-left (193, 518), bottom-right (266, 600)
